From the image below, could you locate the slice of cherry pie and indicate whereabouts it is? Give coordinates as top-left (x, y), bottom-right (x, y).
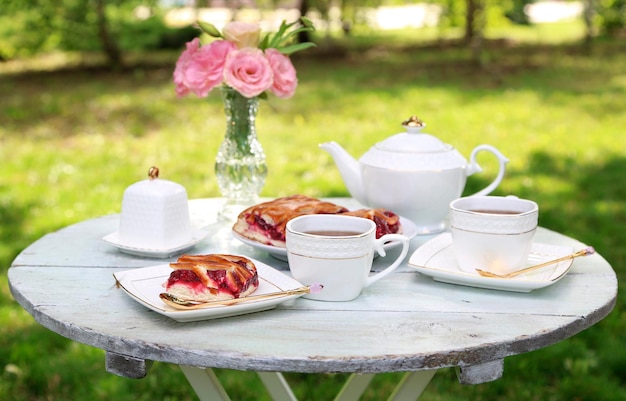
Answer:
top-left (342, 208), bottom-right (402, 239)
top-left (164, 254), bottom-right (259, 302)
top-left (232, 195), bottom-right (402, 247)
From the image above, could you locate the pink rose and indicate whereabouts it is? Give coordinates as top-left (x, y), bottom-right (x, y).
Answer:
top-left (223, 21), bottom-right (260, 49)
top-left (265, 48), bottom-right (298, 98)
top-left (173, 39), bottom-right (236, 97)
top-left (173, 38), bottom-right (200, 97)
top-left (223, 48), bottom-right (273, 98)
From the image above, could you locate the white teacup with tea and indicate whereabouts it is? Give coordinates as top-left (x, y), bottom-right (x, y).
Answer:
top-left (449, 196), bottom-right (539, 276)
top-left (286, 214), bottom-right (410, 301)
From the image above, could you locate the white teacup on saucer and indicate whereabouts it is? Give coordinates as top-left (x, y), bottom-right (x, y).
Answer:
top-left (449, 196), bottom-right (538, 276)
top-left (286, 214), bottom-right (410, 301)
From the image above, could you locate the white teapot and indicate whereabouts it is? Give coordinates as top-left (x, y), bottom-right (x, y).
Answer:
top-left (320, 116), bottom-right (509, 234)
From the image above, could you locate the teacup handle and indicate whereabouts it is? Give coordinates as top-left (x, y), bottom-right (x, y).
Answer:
top-left (466, 145), bottom-right (509, 196)
top-left (364, 234), bottom-right (410, 288)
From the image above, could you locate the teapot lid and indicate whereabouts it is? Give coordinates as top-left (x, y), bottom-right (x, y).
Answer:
top-left (376, 116), bottom-right (450, 153)
top-left (361, 116), bottom-right (467, 170)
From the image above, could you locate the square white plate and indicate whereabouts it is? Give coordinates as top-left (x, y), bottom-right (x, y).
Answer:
top-left (408, 233), bottom-right (574, 292)
top-left (113, 259), bottom-right (304, 322)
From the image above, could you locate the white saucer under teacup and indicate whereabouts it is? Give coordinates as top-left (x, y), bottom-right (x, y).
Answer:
top-left (408, 233), bottom-right (574, 292)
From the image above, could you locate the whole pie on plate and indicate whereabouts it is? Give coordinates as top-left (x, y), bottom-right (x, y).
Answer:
top-left (232, 195), bottom-right (402, 247)
top-left (164, 254), bottom-right (259, 302)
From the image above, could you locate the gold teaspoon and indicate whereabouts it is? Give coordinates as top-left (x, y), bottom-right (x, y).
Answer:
top-left (475, 247), bottom-right (595, 279)
top-left (159, 283), bottom-right (323, 310)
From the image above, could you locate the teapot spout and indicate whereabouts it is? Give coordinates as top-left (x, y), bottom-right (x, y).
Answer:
top-left (319, 141), bottom-right (366, 204)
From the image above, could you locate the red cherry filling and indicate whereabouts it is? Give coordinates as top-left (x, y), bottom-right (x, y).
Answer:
top-left (167, 269), bottom-right (205, 293)
top-left (166, 263), bottom-right (258, 298)
top-left (252, 215), bottom-right (284, 241)
top-left (371, 211), bottom-right (400, 238)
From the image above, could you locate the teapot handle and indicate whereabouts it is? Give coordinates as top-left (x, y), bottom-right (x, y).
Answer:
top-left (466, 145), bottom-right (509, 196)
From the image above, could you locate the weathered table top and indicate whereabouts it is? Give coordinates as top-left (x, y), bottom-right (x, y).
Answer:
top-left (8, 198), bottom-right (617, 383)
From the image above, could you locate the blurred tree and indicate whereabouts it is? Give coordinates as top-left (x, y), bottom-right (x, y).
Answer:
top-left (299, 0), bottom-right (312, 42)
top-left (464, 0), bottom-right (485, 41)
top-left (5, 0), bottom-right (621, 66)
top-left (96, 0), bottom-right (123, 69)
top-left (0, 0), bottom-right (160, 67)
top-left (583, 0), bottom-right (597, 46)
top-left (504, 0), bottom-right (532, 25)
top-left (597, 0), bottom-right (626, 35)
top-left (338, 0), bottom-right (384, 35)
top-left (464, 0), bottom-right (486, 62)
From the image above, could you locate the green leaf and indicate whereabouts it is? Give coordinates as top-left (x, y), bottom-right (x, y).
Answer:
top-left (277, 42), bottom-right (317, 55)
top-left (197, 21), bottom-right (222, 38)
top-left (259, 33), bottom-right (270, 50)
top-left (285, 27), bottom-right (314, 39)
top-left (268, 20), bottom-right (292, 48)
top-left (300, 16), bottom-right (315, 31)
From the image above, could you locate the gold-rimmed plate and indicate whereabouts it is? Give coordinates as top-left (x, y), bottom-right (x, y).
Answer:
top-left (113, 259), bottom-right (305, 322)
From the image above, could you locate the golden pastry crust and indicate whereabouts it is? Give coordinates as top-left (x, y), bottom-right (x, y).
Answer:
top-left (342, 208), bottom-right (402, 238)
top-left (164, 254), bottom-right (259, 302)
top-left (232, 195), bottom-right (349, 247)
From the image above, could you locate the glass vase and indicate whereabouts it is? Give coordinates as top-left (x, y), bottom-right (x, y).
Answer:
top-left (215, 86), bottom-right (268, 221)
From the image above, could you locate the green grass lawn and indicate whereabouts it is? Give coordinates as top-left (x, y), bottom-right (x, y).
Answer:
top-left (1, 23), bottom-right (625, 400)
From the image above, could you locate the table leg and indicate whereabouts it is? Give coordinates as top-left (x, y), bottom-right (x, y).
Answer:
top-left (257, 372), bottom-right (298, 401)
top-left (179, 365), bottom-right (231, 401)
top-left (180, 367), bottom-right (436, 401)
top-left (387, 370), bottom-right (437, 401)
top-left (334, 373), bottom-right (375, 401)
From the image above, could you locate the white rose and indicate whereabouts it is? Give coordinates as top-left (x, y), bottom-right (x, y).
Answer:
top-left (223, 22), bottom-right (260, 49)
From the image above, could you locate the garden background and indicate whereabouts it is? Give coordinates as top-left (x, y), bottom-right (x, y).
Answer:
top-left (1, 1), bottom-right (624, 400)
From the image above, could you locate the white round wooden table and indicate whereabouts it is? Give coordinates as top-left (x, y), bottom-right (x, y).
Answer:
top-left (8, 198), bottom-right (617, 401)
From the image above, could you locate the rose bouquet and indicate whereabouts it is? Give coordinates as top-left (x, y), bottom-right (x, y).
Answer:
top-left (173, 18), bottom-right (315, 99)
top-left (172, 18), bottom-right (315, 220)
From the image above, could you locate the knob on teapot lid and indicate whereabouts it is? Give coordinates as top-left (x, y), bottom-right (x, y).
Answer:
top-left (401, 115), bottom-right (427, 134)
top-left (402, 115), bottom-right (426, 128)
top-left (375, 115), bottom-right (445, 153)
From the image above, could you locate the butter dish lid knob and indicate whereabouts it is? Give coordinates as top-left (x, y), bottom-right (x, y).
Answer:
top-left (148, 166), bottom-right (159, 181)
